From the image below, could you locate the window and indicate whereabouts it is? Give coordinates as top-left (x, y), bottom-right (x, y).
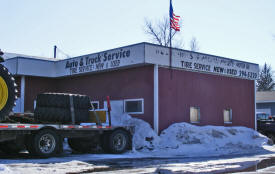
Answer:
top-left (124, 99), bottom-right (144, 114)
top-left (190, 107), bottom-right (200, 123)
top-left (224, 109), bottom-right (232, 123)
top-left (91, 101), bottom-right (99, 110)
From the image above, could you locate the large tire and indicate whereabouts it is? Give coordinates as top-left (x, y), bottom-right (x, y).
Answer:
top-left (28, 129), bottom-right (61, 157)
top-left (34, 106), bottom-right (89, 123)
top-left (0, 64), bottom-right (17, 121)
top-left (104, 129), bottom-right (130, 154)
top-left (36, 93), bottom-right (91, 109)
top-left (34, 107), bottom-right (70, 123)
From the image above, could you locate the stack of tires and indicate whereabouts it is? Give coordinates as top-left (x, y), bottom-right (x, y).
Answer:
top-left (34, 93), bottom-right (91, 124)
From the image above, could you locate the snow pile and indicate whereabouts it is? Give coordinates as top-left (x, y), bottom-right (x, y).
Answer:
top-left (111, 106), bottom-right (269, 156)
top-left (111, 112), bottom-right (160, 151)
top-left (158, 123), bottom-right (268, 156)
top-left (0, 164), bottom-right (14, 174)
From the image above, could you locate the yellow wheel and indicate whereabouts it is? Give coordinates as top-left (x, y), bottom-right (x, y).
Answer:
top-left (0, 64), bottom-right (17, 121)
top-left (0, 76), bottom-right (9, 110)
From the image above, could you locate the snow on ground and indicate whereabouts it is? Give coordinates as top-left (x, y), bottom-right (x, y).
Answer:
top-left (157, 123), bottom-right (269, 157)
top-left (0, 108), bottom-right (275, 173)
top-left (111, 110), bottom-right (270, 157)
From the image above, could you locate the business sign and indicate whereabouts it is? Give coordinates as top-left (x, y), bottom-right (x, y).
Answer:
top-left (5, 43), bottom-right (259, 80)
top-left (55, 44), bottom-right (145, 76)
top-left (145, 44), bottom-right (259, 80)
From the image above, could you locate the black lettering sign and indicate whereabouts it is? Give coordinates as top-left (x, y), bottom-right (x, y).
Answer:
top-left (213, 66), bottom-right (224, 73)
top-left (181, 61), bottom-right (192, 69)
top-left (65, 60), bottom-right (78, 69)
top-left (227, 69), bottom-right (237, 75)
top-left (103, 49), bottom-right (131, 62)
top-left (194, 63), bottom-right (211, 71)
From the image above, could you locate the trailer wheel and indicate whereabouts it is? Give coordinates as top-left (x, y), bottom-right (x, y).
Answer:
top-left (31, 129), bottom-right (61, 157)
top-left (0, 141), bottom-right (23, 154)
top-left (107, 129), bottom-right (130, 154)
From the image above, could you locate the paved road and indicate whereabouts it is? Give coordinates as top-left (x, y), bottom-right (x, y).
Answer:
top-left (235, 157), bottom-right (275, 173)
top-left (1, 151), bottom-right (275, 173)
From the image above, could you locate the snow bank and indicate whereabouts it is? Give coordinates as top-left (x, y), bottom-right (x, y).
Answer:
top-left (111, 112), bottom-right (160, 151)
top-left (110, 106), bottom-right (269, 157)
top-left (158, 123), bottom-right (268, 156)
top-left (0, 164), bottom-right (14, 174)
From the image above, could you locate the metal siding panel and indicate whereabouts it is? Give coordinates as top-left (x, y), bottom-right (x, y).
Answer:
top-left (158, 67), bottom-right (255, 132)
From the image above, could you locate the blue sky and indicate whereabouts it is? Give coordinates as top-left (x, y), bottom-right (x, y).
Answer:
top-left (1, 0), bottom-right (275, 68)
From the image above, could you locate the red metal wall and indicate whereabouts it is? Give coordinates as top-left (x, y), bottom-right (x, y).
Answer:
top-left (24, 66), bottom-right (154, 127)
top-left (24, 65), bottom-right (255, 132)
top-left (55, 65), bottom-right (154, 126)
top-left (158, 67), bottom-right (255, 131)
top-left (25, 76), bottom-right (57, 112)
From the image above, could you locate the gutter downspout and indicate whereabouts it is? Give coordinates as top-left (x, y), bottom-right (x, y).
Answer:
top-left (254, 80), bottom-right (257, 130)
top-left (154, 64), bottom-right (159, 134)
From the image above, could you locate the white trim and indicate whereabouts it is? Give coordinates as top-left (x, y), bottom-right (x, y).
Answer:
top-left (190, 106), bottom-right (200, 123)
top-left (91, 101), bottom-right (99, 110)
top-left (20, 76), bottom-right (25, 113)
top-left (223, 108), bottom-right (232, 123)
top-left (256, 100), bottom-right (275, 103)
top-left (154, 64), bottom-right (159, 134)
top-left (254, 80), bottom-right (257, 130)
top-left (124, 98), bottom-right (144, 114)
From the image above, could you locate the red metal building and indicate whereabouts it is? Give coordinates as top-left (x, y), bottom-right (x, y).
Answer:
top-left (2, 43), bottom-right (259, 134)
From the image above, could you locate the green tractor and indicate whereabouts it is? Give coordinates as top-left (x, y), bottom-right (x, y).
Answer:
top-left (0, 50), bottom-right (17, 121)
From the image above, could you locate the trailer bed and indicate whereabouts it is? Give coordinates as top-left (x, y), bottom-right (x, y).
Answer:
top-left (0, 123), bottom-right (113, 130)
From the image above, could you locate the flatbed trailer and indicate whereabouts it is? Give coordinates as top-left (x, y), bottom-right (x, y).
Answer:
top-left (0, 52), bottom-right (133, 157)
top-left (0, 112), bottom-right (133, 157)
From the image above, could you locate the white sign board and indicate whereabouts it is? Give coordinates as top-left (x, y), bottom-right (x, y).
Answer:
top-left (145, 44), bottom-right (259, 80)
top-left (4, 43), bottom-right (259, 80)
top-left (55, 44), bottom-right (145, 77)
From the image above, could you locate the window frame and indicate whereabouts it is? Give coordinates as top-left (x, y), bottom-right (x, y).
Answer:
top-left (190, 106), bottom-right (200, 123)
top-left (90, 101), bottom-right (100, 110)
top-left (223, 108), bottom-right (232, 124)
top-left (124, 98), bottom-right (144, 114)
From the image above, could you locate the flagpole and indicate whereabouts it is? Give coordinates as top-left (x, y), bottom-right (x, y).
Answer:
top-left (169, 0), bottom-right (173, 79)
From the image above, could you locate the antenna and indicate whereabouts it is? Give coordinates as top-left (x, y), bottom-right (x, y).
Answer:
top-left (54, 45), bottom-right (57, 58)
top-left (53, 45), bottom-right (70, 59)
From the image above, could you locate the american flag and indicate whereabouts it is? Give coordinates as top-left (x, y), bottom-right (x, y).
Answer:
top-left (169, 0), bottom-right (180, 31)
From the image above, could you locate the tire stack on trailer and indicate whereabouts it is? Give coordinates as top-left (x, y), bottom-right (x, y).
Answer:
top-left (34, 93), bottom-right (91, 124)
